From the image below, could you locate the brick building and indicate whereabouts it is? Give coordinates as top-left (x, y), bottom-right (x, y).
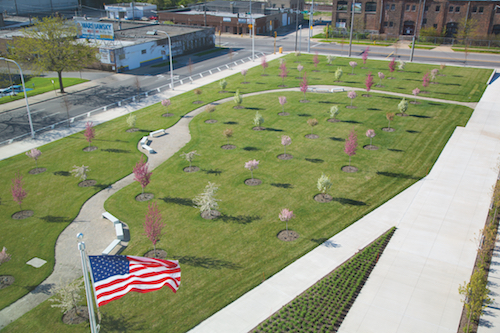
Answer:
top-left (330, 0), bottom-right (500, 37)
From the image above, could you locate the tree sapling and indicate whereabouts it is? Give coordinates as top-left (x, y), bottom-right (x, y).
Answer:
top-left (193, 182), bottom-right (221, 217)
top-left (386, 112), bottom-right (395, 130)
top-left (180, 150), bottom-right (200, 169)
top-left (143, 201), bottom-right (165, 257)
top-left (219, 79), bottom-right (228, 92)
top-left (365, 72), bottom-right (373, 92)
top-left (398, 97), bottom-right (409, 116)
top-left (344, 129), bottom-right (358, 166)
top-left (397, 60), bottom-right (405, 71)
top-left (126, 113), bottom-right (137, 128)
top-left (261, 56), bottom-right (268, 75)
top-left (313, 52), bottom-right (319, 68)
top-left (253, 111), bottom-right (264, 128)
top-left (133, 157), bottom-right (152, 194)
top-left (334, 67), bottom-right (343, 82)
top-left (422, 72), bottom-right (430, 87)
top-left (205, 104), bottom-right (216, 121)
top-left (241, 69), bottom-right (248, 83)
top-left (388, 58), bottom-right (395, 72)
top-left (281, 135), bottom-right (292, 155)
top-left (11, 173), bottom-right (27, 209)
top-left (412, 88), bottom-right (420, 103)
top-left (347, 90), bottom-right (357, 107)
top-left (71, 165), bottom-right (90, 181)
top-left (26, 148), bottom-right (41, 168)
top-left (279, 62), bottom-right (288, 86)
top-left (48, 278), bottom-right (84, 315)
top-left (297, 64), bottom-right (304, 78)
top-left (307, 118), bottom-right (318, 135)
top-left (349, 61), bottom-right (357, 74)
top-left (245, 159), bottom-right (259, 179)
top-left (234, 89), bottom-right (243, 108)
top-left (317, 173), bottom-right (333, 196)
top-left (327, 55), bottom-right (335, 64)
top-left (362, 47), bottom-right (369, 65)
top-left (279, 208), bottom-right (294, 232)
top-left (300, 72), bottom-right (308, 101)
top-left (84, 121), bottom-right (95, 148)
top-left (223, 128), bottom-right (233, 145)
top-left (0, 247), bottom-right (11, 265)
top-left (329, 105), bottom-right (339, 121)
top-left (279, 96), bottom-right (287, 114)
top-left (366, 129), bottom-right (376, 146)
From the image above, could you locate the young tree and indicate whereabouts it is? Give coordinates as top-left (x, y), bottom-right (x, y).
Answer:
top-left (459, 269), bottom-right (492, 331)
top-left (10, 16), bottom-right (97, 93)
top-left (219, 79), bottom-right (228, 92)
top-left (245, 159), bottom-right (259, 179)
top-left (223, 128), bottom-right (233, 145)
top-left (412, 88), bottom-right (420, 103)
top-left (278, 96), bottom-right (287, 113)
top-left (279, 63), bottom-right (288, 86)
top-left (297, 64), bottom-right (304, 78)
top-left (253, 111), bottom-right (264, 128)
top-left (397, 60), bottom-right (405, 71)
top-left (347, 90), bottom-right (357, 107)
top-left (344, 129), bottom-right (358, 166)
top-left (279, 208), bottom-right (294, 232)
top-left (133, 157), bottom-right (152, 194)
top-left (205, 104), bottom-right (216, 121)
top-left (300, 72), bottom-right (308, 101)
top-left (334, 67), bottom-right (343, 82)
top-left (11, 173), bottom-right (27, 209)
top-left (307, 118), bottom-right (318, 135)
top-left (84, 121), bottom-right (95, 148)
top-left (386, 112), bottom-right (395, 130)
top-left (48, 278), bottom-right (84, 315)
top-left (126, 113), bottom-right (137, 128)
top-left (422, 72), bottom-right (430, 87)
top-left (162, 99), bottom-right (171, 110)
top-left (234, 89), bottom-right (243, 107)
top-left (143, 201), bottom-right (165, 258)
top-left (241, 69), bottom-right (248, 83)
top-left (327, 55), bottom-right (335, 64)
top-left (193, 182), bottom-right (220, 215)
top-left (281, 135), bottom-right (292, 155)
top-left (440, 63), bottom-right (446, 74)
top-left (377, 72), bottom-right (385, 86)
top-left (71, 165), bottom-right (90, 181)
top-left (362, 47), bottom-right (369, 65)
top-left (398, 97), bottom-right (409, 115)
top-left (180, 150), bottom-right (200, 169)
top-left (349, 61), bottom-right (357, 74)
top-left (26, 148), bottom-right (41, 168)
top-left (366, 129), bottom-right (376, 145)
top-left (317, 173), bottom-right (333, 195)
top-left (329, 105), bottom-right (340, 120)
top-left (388, 58), bottom-right (396, 73)
top-left (313, 52), bottom-right (319, 68)
top-left (261, 56), bottom-right (268, 74)
top-left (430, 68), bottom-right (439, 83)
top-left (365, 72), bottom-right (373, 92)
top-left (0, 247), bottom-right (11, 265)
top-left (194, 89), bottom-right (202, 100)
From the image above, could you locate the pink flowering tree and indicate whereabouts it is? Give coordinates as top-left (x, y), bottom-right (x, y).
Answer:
top-left (365, 72), bottom-right (373, 92)
top-left (133, 157), bottom-right (152, 194)
top-left (347, 90), bottom-right (357, 107)
top-left (349, 61), bottom-right (357, 74)
top-left (313, 52), bottom-right (319, 68)
top-left (297, 64), bottom-right (304, 78)
top-left (143, 201), bottom-right (165, 258)
top-left (245, 159), bottom-right (259, 179)
top-left (300, 72), bottom-right (308, 101)
top-left (241, 69), bottom-right (248, 83)
top-left (261, 56), bottom-right (268, 74)
top-left (161, 99), bottom-right (171, 108)
top-left (344, 129), bottom-right (358, 166)
top-left (279, 208), bottom-right (294, 232)
top-left (26, 148), bottom-right (42, 168)
top-left (422, 72), bottom-right (430, 87)
top-left (430, 68), bottom-right (439, 82)
top-left (0, 247), bottom-right (11, 265)
top-left (362, 47), bottom-right (369, 65)
top-left (84, 121), bottom-right (95, 148)
top-left (281, 135), bottom-right (291, 155)
top-left (11, 173), bottom-right (27, 209)
top-left (388, 58), bottom-right (395, 72)
top-left (412, 88), bottom-right (420, 103)
top-left (366, 129), bottom-right (376, 145)
top-left (279, 63), bottom-right (288, 86)
top-left (279, 96), bottom-right (287, 113)
top-left (377, 72), bottom-right (385, 86)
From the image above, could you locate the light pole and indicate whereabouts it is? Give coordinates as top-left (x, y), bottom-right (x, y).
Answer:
top-left (348, 1), bottom-right (355, 57)
top-left (156, 30), bottom-right (175, 90)
top-left (250, 0), bottom-right (254, 61)
top-left (299, 25), bottom-right (302, 52)
top-left (77, 233), bottom-right (99, 333)
top-left (0, 57), bottom-right (35, 138)
top-left (307, 0), bottom-right (314, 53)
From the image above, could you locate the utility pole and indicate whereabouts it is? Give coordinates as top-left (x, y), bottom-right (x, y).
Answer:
top-left (294, 5), bottom-right (299, 51)
top-left (250, 0), bottom-right (254, 61)
top-left (204, 2), bottom-right (207, 27)
top-left (348, 0), bottom-right (355, 57)
top-left (307, 0), bottom-right (314, 53)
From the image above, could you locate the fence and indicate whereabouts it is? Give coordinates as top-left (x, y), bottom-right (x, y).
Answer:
top-left (0, 51), bottom-right (266, 147)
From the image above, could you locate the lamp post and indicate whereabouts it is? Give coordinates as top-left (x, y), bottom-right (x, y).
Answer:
top-left (0, 57), bottom-right (35, 138)
top-left (250, 0), bottom-right (254, 61)
top-left (348, 1), bottom-right (355, 57)
top-left (307, 0), bottom-right (314, 53)
top-left (157, 30), bottom-right (175, 90)
top-left (77, 233), bottom-right (99, 333)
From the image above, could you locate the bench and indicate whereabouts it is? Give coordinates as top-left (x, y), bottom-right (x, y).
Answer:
top-left (149, 129), bottom-right (165, 138)
top-left (142, 145), bottom-right (155, 154)
top-left (102, 239), bottom-right (121, 255)
top-left (115, 223), bottom-right (124, 240)
top-left (102, 212), bottom-right (119, 224)
top-left (140, 136), bottom-right (149, 145)
top-left (331, 88), bottom-right (344, 93)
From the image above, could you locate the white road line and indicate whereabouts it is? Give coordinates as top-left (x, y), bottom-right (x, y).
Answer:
top-left (30, 109), bottom-right (46, 114)
top-left (41, 112), bottom-right (59, 119)
top-left (312, 43), bottom-right (321, 48)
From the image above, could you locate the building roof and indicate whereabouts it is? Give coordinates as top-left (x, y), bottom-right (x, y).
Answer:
top-left (163, 9), bottom-right (266, 19)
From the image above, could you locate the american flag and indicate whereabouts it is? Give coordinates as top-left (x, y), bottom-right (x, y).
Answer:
top-left (88, 255), bottom-right (181, 307)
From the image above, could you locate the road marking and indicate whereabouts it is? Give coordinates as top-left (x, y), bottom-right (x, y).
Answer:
top-left (42, 112), bottom-right (59, 119)
top-left (312, 43), bottom-right (321, 48)
top-left (30, 109), bottom-right (46, 114)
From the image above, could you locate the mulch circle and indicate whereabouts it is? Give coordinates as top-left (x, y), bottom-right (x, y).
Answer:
top-left (0, 276), bottom-right (14, 289)
top-left (327, 118), bottom-right (340, 123)
top-left (438, 74), bottom-right (446, 76)
top-left (364, 144), bottom-right (379, 150)
top-left (277, 230), bottom-right (299, 242)
top-left (362, 94), bottom-right (372, 98)
top-left (345, 105), bottom-right (357, 109)
top-left (192, 101), bottom-right (204, 104)
top-left (410, 101), bottom-right (421, 105)
top-left (277, 154), bottom-right (293, 160)
top-left (420, 91), bottom-right (430, 94)
top-left (221, 144), bottom-right (236, 150)
top-left (184, 166), bottom-right (200, 173)
top-left (305, 134), bottom-right (319, 139)
top-left (233, 105), bottom-right (244, 109)
top-left (135, 193), bottom-right (154, 202)
top-left (431, 82), bottom-right (439, 84)
top-left (205, 119), bottom-right (218, 123)
top-left (201, 210), bottom-right (221, 220)
top-left (126, 128), bottom-right (140, 133)
top-left (314, 193), bottom-right (333, 203)
top-left (347, 73), bottom-right (356, 76)
top-left (218, 90), bottom-right (229, 93)
top-left (261, 74), bottom-right (268, 76)
top-left (28, 167), bottom-right (46, 175)
top-left (278, 85), bottom-right (287, 87)
top-left (11, 210), bottom-right (34, 219)
top-left (382, 127), bottom-right (395, 132)
top-left (375, 85), bottom-right (385, 88)
top-left (78, 180), bottom-right (97, 187)
top-left (162, 113), bottom-right (174, 117)
top-left (82, 146), bottom-right (97, 152)
top-left (342, 165), bottom-right (358, 173)
top-left (240, 82), bottom-right (250, 84)
top-left (388, 77), bottom-right (396, 80)
top-left (144, 249), bottom-right (167, 259)
top-left (253, 126), bottom-right (266, 131)
top-left (300, 100), bottom-right (310, 103)
top-left (244, 178), bottom-right (262, 186)
top-left (278, 112), bottom-right (290, 116)
top-left (62, 306), bottom-right (89, 325)
top-left (312, 70), bottom-right (320, 72)
top-left (396, 113), bottom-right (409, 117)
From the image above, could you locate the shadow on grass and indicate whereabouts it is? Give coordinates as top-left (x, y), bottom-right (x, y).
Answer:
top-left (160, 196), bottom-right (193, 207)
top-left (311, 238), bottom-right (340, 248)
top-left (243, 146), bottom-right (259, 151)
top-left (305, 158), bottom-right (324, 163)
top-left (410, 114), bottom-right (431, 119)
top-left (264, 128), bottom-right (283, 132)
top-left (101, 148), bottom-right (131, 154)
top-left (217, 213), bottom-right (261, 225)
top-left (40, 215), bottom-right (72, 223)
top-left (270, 183), bottom-right (293, 188)
top-left (406, 130), bottom-right (420, 134)
top-left (245, 107), bottom-right (265, 110)
top-left (387, 148), bottom-right (404, 152)
top-left (223, 121), bottom-right (238, 125)
top-left (318, 101), bottom-right (334, 104)
top-left (332, 197), bottom-right (367, 206)
top-left (377, 171), bottom-right (419, 179)
top-left (341, 120), bottom-right (362, 124)
top-left (297, 113), bottom-right (311, 117)
top-left (172, 255), bottom-right (242, 270)
top-left (202, 168), bottom-right (222, 176)
top-left (380, 96), bottom-right (400, 100)
top-left (53, 171), bottom-right (71, 176)
top-left (367, 108), bottom-right (381, 111)
top-left (330, 137), bottom-right (345, 142)
top-left (100, 312), bottom-right (146, 332)
top-left (93, 183), bottom-right (113, 190)
top-left (24, 283), bottom-right (55, 294)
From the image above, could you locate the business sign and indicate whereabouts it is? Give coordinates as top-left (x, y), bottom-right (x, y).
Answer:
top-left (99, 49), bottom-right (111, 64)
top-left (238, 18), bottom-right (246, 24)
top-left (353, 3), bottom-right (362, 13)
top-left (223, 17), bottom-right (231, 22)
top-left (76, 21), bottom-right (114, 41)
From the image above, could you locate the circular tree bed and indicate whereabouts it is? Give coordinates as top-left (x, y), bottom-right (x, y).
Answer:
top-left (201, 210), bottom-right (221, 220)
top-left (192, 101), bottom-right (204, 104)
top-left (345, 106), bottom-right (357, 109)
top-left (277, 154), bottom-right (293, 160)
top-left (221, 144), bottom-right (236, 150)
top-left (12, 210), bottom-right (34, 219)
top-left (144, 249), bottom-right (167, 259)
top-left (305, 134), bottom-right (319, 139)
top-left (183, 166), bottom-right (200, 173)
top-left (0, 275), bottom-right (15, 289)
top-left (136, 193), bottom-right (154, 202)
top-left (162, 113), bottom-right (175, 117)
top-left (382, 127), bottom-right (395, 132)
top-left (342, 166), bottom-right (358, 173)
top-left (363, 145), bottom-right (379, 150)
top-left (410, 101), bottom-right (421, 105)
top-left (327, 118), bottom-right (340, 123)
top-left (240, 82), bottom-right (250, 85)
top-left (277, 230), bottom-right (299, 242)
top-left (233, 105), bottom-right (244, 109)
top-left (82, 146), bottom-right (97, 152)
top-left (245, 178), bottom-right (262, 186)
top-left (253, 126), bottom-right (266, 131)
top-left (278, 85), bottom-right (287, 88)
top-left (62, 306), bottom-right (89, 325)
top-left (78, 180), bottom-right (97, 187)
top-left (299, 100), bottom-right (310, 103)
top-left (126, 127), bottom-right (140, 132)
top-left (314, 193), bottom-right (333, 203)
top-left (218, 90), bottom-right (229, 93)
top-left (396, 113), bottom-right (409, 117)
top-left (362, 94), bottom-right (372, 98)
top-left (205, 119), bottom-right (218, 124)
top-left (28, 167), bottom-right (47, 175)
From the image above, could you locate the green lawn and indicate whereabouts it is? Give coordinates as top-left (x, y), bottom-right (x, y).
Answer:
top-left (0, 77), bottom-right (88, 105)
top-left (0, 53), bottom-right (488, 331)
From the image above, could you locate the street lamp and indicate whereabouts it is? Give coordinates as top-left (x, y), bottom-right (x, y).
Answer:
top-left (0, 57), bottom-right (35, 138)
top-left (307, 0), bottom-right (314, 53)
top-left (156, 30), bottom-right (175, 90)
top-left (250, 0), bottom-right (255, 61)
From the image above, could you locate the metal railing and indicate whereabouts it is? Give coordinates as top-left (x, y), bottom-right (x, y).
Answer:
top-left (0, 51), bottom-right (266, 147)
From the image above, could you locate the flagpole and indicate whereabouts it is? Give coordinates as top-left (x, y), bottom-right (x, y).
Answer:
top-left (77, 233), bottom-right (99, 333)
top-left (87, 254), bottom-right (102, 325)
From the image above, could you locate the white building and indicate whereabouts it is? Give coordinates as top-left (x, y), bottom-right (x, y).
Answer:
top-left (105, 3), bottom-right (157, 20)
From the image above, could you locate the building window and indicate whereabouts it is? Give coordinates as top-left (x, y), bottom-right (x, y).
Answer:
top-left (406, 4), bottom-right (410, 11)
top-left (391, 4), bottom-right (395, 10)
top-left (385, 4), bottom-right (389, 10)
top-left (366, 2), bottom-right (376, 12)
top-left (424, 5), bottom-right (429, 11)
top-left (449, 6), bottom-right (453, 12)
top-left (435, 5), bottom-right (440, 12)
top-left (433, 24), bottom-right (437, 28)
top-left (141, 49), bottom-right (146, 54)
top-left (384, 21), bottom-right (388, 27)
top-left (479, 6), bottom-right (483, 13)
top-left (493, 24), bottom-right (500, 34)
top-left (337, 1), bottom-right (348, 11)
top-left (389, 21), bottom-right (394, 27)
top-left (412, 5), bottom-right (416, 11)
top-left (422, 18), bottom-right (427, 25)
top-left (472, 6), bottom-right (477, 13)
top-left (496, 6), bottom-right (500, 13)
top-left (119, 54), bottom-right (125, 60)
top-left (455, 6), bottom-right (460, 12)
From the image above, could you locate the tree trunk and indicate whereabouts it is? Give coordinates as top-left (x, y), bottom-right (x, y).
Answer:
top-left (58, 71), bottom-right (65, 93)
top-left (153, 243), bottom-right (156, 258)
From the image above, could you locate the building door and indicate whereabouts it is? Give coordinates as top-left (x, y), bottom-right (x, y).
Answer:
top-left (445, 22), bottom-right (458, 37)
top-left (403, 21), bottom-right (414, 35)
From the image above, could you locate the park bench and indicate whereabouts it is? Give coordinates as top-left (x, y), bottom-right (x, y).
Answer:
top-left (330, 87), bottom-right (344, 93)
top-left (102, 212), bottom-right (119, 224)
top-left (149, 129), bottom-right (166, 138)
top-left (142, 145), bottom-right (155, 153)
top-left (140, 136), bottom-right (149, 145)
top-left (102, 239), bottom-right (121, 255)
top-left (115, 222), bottom-right (124, 240)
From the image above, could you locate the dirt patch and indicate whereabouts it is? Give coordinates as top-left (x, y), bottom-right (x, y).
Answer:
top-left (0, 276), bottom-right (14, 289)
top-left (362, 94), bottom-right (372, 98)
top-left (278, 85), bottom-right (287, 88)
top-left (342, 166), bottom-right (358, 173)
top-left (410, 101), bottom-right (421, 105)
top-left (382, 127), bottom-right (395, 132)
top-left (205, 119), bottom-right (218, 124)
top-left (192, 101), bottom-right (204, 104)
top-left (253, 126), bottom-right (266, 131)
top-left (278, 112), bottom-right (290, 116)
top-left (245, 178), bottom-right (262, 186)
top-left (277, 230), bottom-right (299, 242)
top-left (345, 105), bottom-right (357, 109)
top-left (144, 249), bottom-right (167, 259)
top-left (82, 146), bottom-right (97, 152)
top-left (327, 118), bottom-right (340, 123)
top-left (396, 113), bottom-right (409, 117)
top-left (126, 127), bottom-right (140, 132)
top-left (221, 144), bottom-right (236, 150)
top-left (277, 154), bottom-right (293, 160)
top-left (184, 166), bottom-right (200, 173)
top-left (233, 105), bottom-right (244, 109)
top-left (300, 100), bottom-right (310, 103)
top-left (314, 193), bottom-right (333, 203)
top-left (364, 145), bottom-right (379, 150)
top-left (28, 168), bottom-right (46, 175)
top-left (78, 180), bottom-right (97, 187)
top-left (305, 134), bottom-right (319, 139)
top-left (201, 210), bottom-right (221, 220)
top-left (162, 113), bottom-right (174, 117)
top-left (62, 306), bottom-right (89, 325)
top-left (136, 193), bottom-right (154, 202)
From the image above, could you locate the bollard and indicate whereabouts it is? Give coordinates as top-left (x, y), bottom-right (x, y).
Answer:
top-left (279, 47), bottom-right (283, 54)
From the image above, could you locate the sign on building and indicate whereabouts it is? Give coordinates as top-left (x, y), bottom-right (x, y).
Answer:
top-left (223, 17), bottom-right (231, 22)
top-left (76, 21), bottom-right (114, 41)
